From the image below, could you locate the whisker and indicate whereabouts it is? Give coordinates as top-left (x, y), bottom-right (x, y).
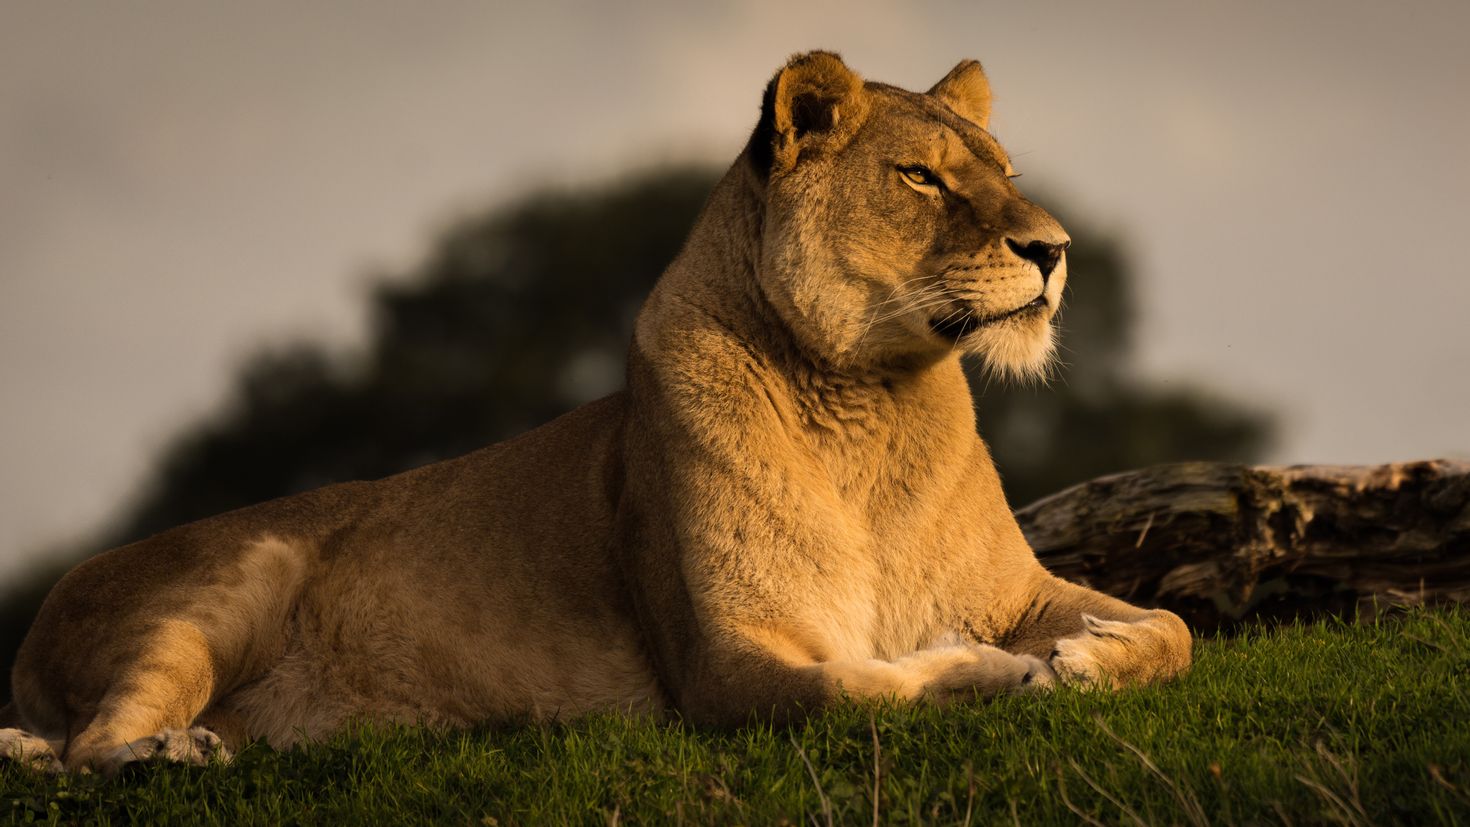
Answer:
top-left (868, 294), bottom-right (953, 327)
top-left (851, 285), bottom-right (955, 357)
top-left (867, 288), bottom-right (955, 326)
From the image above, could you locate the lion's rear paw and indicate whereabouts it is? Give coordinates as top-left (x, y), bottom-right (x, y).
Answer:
top-left (100, 727), bottom-right (231, 776)
top-left (0, 728), bottom-right (63, 773)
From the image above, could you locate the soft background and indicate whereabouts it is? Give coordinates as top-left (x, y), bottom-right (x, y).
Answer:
top-left (2, 0), bottom-right (1468, 585)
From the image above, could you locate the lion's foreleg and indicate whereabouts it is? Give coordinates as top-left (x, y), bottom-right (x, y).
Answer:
top-left (1004, 576), bottom-right (1192, 688)
top-left (809, 642), bottom-right (1054, 703)
top-left (681, 637), bottom-right (1053, 724)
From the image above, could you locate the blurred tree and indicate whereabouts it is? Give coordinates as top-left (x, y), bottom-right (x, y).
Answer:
top-left (0, 166), bottom-right (1271, 703)
top-left (969, 211), bottom-right (1272, 506)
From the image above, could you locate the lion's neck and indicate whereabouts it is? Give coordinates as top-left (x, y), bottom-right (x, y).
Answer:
top-left (658, 161), bottom-right (771, 338)
top-left (640, 160), bottom-right (979, 483)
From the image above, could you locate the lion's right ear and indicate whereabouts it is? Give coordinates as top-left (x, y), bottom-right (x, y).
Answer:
top-left (929, 59), bottom-right (991, 129)
top-left (746, 51), bottom-right (867, 178)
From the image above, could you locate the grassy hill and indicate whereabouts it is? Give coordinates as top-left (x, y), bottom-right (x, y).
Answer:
top-left (4, 607), bottom-right (1468, 825)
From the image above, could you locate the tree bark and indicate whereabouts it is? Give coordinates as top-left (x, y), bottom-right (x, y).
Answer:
top-left (1015, 460), bottom-right (1470, 631)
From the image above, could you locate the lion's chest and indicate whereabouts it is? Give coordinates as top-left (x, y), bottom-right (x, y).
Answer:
top-left (732, 360), bottom-right (994, 661)
top-left (780, 437), bottom-right (987, 662)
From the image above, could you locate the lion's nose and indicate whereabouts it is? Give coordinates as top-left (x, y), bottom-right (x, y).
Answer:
top-left (1005, 238), bottom-right (1069, 283)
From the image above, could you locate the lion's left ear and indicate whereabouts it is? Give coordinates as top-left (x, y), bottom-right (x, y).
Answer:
top-left (929, 59), bottom-right (991, 129)
top-left (748, 51), bottom-right (869, 177)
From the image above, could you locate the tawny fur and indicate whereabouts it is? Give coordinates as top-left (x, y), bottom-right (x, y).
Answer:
top-left (2, 52), bottom-right (1191, 774)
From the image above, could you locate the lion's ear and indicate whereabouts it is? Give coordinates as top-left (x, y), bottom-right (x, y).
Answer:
top-left (748, 51), bottom-right (867, 176)
top-left (929, 59), bottom-right (991, 129)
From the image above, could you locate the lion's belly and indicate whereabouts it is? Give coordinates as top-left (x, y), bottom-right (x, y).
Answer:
top-left (216, 552), bottom-right (666, 746)
top-left (207, 394), bottom-right (662, 745)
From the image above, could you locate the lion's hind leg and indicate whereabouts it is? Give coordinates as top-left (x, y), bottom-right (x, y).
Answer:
top-left (61, 618), bottom-right (228, 775)
top-left (20, 536), bottom-right (312, 774)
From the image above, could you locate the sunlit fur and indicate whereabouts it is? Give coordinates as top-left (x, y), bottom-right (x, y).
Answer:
top-left (972, 257), bottom-right (1068, 383)
top-left (0, 52), bottom-right (1191, 775)
top-left (749, 55), bottom-right (1071, 382)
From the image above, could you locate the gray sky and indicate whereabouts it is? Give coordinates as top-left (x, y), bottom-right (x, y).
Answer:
top-left (2, 0), bottom-right (1467, 580)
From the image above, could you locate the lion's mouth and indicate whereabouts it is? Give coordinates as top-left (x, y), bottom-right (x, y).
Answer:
top-left (929, 295), bottom-right (1048, 340)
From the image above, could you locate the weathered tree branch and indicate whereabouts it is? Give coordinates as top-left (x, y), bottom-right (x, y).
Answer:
top-left (1016, 460), bottom-right (1470, 630)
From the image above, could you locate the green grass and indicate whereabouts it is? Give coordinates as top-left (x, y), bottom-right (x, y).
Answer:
top-left (5, 608), bottom-right (1470, 825)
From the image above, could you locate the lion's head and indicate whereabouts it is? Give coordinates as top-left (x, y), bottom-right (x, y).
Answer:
top-left (745, 52), bottom-right (1070, 380)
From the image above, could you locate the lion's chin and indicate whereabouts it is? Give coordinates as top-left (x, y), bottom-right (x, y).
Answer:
top-left (966, 313), bottom-right (1057, 382)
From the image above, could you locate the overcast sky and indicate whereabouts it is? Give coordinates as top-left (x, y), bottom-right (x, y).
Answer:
top-left (2, 0), bottom-right (1467, 580)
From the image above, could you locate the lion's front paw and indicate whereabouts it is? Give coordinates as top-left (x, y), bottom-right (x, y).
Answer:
top-left (908, 644), bottom-right (1054, 702)
top-left (1018, 654), bottom-right (1057, 690)
top-left (1049, 614), bottom-right (1145, 688)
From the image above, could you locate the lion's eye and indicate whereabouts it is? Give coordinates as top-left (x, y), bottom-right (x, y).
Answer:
top-left (898, 165), bottom-right (941, 189)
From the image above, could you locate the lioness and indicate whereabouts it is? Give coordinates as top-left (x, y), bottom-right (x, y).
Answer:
top-left (1, 52), bottom-right (1191, 775)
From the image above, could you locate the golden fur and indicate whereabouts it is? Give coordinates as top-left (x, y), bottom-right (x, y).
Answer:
top-left (1, 52), bottom-right (1191, 774)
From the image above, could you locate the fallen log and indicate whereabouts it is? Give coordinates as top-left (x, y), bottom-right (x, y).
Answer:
top-left (1015, 460), bottom-right (1470, 631)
